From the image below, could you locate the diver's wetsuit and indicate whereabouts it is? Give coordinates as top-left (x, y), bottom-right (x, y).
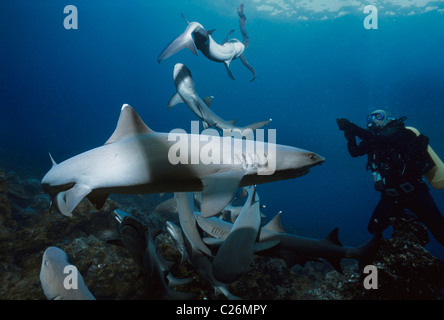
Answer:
top-left (340, 118), bottom-right (444, 247)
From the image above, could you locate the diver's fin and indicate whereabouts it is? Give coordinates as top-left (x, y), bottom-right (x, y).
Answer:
top-left (240, 54), bottom-right (256, 81)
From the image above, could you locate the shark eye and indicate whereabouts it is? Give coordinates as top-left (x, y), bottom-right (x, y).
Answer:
top-left (308, 153), bottom-right (318, 161)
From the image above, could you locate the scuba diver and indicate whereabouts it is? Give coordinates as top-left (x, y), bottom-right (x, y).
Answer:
top-left (336, 110), bottom-right (444, 247)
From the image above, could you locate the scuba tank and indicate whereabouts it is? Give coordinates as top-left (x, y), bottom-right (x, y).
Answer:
top-left (406, 126), bottom-right (444, 189)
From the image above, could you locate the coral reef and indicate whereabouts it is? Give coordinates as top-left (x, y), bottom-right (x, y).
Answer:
top-left (0, 168), bottom-right (442, 300)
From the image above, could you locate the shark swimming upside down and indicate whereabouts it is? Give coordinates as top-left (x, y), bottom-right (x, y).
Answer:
top-left (158, 4), bottom-right (256, 81)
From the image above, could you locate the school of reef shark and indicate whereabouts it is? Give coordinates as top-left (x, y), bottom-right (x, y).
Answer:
top-left (39, 4), bottom-right (379, 300)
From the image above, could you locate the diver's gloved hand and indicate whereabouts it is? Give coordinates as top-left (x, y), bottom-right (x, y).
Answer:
top-left (336, 118), bottom-right (353, 132)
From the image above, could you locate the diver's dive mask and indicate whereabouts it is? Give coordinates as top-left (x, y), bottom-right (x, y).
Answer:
top-left (366, 109), bottom-right (393, 131)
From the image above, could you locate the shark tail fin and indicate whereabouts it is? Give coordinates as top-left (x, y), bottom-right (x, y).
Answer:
top-left (158, 24), bottom-right (198, 63)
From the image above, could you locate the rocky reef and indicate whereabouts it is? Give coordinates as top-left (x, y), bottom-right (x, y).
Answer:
top-left (0, 168), bottom-right (443, 300)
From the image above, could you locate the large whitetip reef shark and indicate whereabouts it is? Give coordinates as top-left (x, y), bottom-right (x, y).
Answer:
top-left (41, 104), bottom-right (324, 217)
top-left (158, 4), bottom-right (256, 81)
top-left (169, 63), bottom-right (271, 131)
top-left (40, 246), bottom-right (95, 300)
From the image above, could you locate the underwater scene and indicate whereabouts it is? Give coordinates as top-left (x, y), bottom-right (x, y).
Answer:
top-left (0, 0), bottom-right (444, 301)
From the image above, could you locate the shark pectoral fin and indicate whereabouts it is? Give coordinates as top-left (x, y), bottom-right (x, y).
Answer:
top-left (223, 61), bottom-right (235, 80)
top-left (253, 239), bottom-right (280, 253)
top-left (55, 183), bottom-right (92, 217)
top-left (200, 171), bottom-right (243, 218)
top-left (168, 92), bottom-right (185, 108)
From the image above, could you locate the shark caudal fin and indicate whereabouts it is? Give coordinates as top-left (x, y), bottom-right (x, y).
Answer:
top-left (157, 20), bottom-right (200, 63)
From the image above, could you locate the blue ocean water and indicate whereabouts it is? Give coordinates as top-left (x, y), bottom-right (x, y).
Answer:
top-left (1, 0), bottom-right (443, 259)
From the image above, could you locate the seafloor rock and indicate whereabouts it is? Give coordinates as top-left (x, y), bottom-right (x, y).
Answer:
top-left (0, 168), bottom-right (443, 299)
top-left (0, 169), bottom-right (13, 241)
top-left (353, 217), bottom-right (444, 299)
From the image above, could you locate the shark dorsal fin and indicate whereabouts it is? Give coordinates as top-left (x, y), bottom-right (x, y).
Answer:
top-left (105, 104), bottom-right (153, 145)
top-left (324, 228), bottom-right (342, 247)
top-left (203, 96), bottom-right (214, 108)
top-left (48, 153), bottom-right (57, 167)
top-left (263, 211), bottom-right (285, 233)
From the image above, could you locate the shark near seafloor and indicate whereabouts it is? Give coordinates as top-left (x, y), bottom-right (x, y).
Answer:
top-left (41, 104), bottom-right (325, 218)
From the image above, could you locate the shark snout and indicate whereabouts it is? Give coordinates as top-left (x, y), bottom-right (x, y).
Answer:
top-left (173, 63), bottom-right (193, 86)
top-left (173, 63), bottom-right (185, 80)
top-left (307, 152), bottom-right (325, 166)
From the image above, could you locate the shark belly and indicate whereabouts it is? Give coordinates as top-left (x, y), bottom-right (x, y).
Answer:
top-left (204, 37), bottom-right (244, 63)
